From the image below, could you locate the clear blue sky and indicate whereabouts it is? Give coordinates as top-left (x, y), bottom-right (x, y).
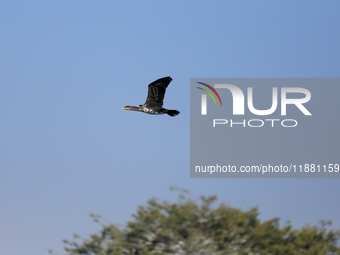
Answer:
top-left (0, 1), bottom-right (339, 255)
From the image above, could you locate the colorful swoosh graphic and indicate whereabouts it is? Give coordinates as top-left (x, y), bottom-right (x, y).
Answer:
top-left (196, 87), bottom-right (217, 105)
top-left (196, 82), bottom-right (223, 106)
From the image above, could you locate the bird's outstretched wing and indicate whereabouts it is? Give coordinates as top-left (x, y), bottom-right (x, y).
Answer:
top-left (144, 76), bottom-right (172, 107)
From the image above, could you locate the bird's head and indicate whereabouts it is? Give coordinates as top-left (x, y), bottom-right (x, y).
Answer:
top-left (120, 106), bottom-right (131, 110)
top-left (120, 106), bottom-right (140, 111)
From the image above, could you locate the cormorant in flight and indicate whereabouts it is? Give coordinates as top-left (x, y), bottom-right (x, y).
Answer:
top-left (120, 76), bottom-right (180, 117)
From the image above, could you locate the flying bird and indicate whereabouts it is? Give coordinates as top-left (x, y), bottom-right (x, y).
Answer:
top-left (120, 76), bottom-right (180, 117)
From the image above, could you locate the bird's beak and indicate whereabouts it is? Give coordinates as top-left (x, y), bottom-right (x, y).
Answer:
top-left (120, 107), bottom-right (127, 110)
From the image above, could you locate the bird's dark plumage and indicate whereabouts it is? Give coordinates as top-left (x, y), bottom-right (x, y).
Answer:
top-left (120, 76), bottom-right (180, 117)
top-left (145, 76), bottom-right (171, 108)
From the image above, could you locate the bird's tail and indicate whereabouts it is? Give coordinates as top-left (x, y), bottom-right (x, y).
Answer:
top-left (166, 109), bottom-right (180, 117)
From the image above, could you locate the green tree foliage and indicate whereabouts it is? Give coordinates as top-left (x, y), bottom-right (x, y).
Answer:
top-left (53, 188), bottom-right (340, 255)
